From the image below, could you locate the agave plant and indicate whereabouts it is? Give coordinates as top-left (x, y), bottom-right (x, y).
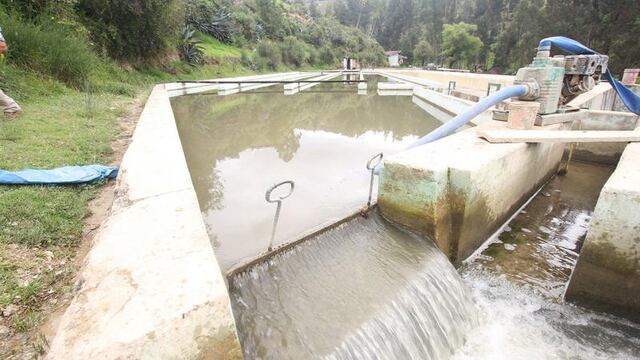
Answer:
top-left (178, 25), bottom-right (204, 66)
top-left (188, 9), bottom-right (233, 44)
top-left (207, 10), bottom-right (233, 43)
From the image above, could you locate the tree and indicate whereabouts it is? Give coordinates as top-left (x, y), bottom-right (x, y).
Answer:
top-left (441, 22), bottom-right (483, 69)
top-left (413, 39), bottom-right (433, 66)
top-left (256, 0), bottom-right (287, 39)
top-left (77, 0), bottom-right (184, 60)
top-left (308, 0), bottom-right (320, 19)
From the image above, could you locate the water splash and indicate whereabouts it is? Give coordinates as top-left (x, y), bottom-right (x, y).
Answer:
top-left (453, 268), bottom-right (640, 360)
top-left (230, 212), bottom-right (477, 359)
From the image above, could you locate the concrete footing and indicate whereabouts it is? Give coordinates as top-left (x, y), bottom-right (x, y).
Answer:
top-left (378, 121), bottom-right (566, 265)
top-left (565, 138), bottom-right (640, 322)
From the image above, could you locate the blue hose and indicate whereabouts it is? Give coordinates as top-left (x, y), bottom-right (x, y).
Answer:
top-left (374, 84), bottom-right (528, 174)
top-left (407, 84), bottom-right (528, 149)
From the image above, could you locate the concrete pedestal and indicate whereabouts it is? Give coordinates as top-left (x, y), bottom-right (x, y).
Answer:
top-left (378, 121), bottom-right (565, 265)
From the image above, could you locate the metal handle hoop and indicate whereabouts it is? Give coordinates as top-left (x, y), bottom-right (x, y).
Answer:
top-left (366, 153), bottom-right (384, 170)
top-left (266, 181), bottom-right (295, 203)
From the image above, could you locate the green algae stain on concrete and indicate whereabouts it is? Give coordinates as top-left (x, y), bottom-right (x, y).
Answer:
top-left (378, 163), bottom-right (450, 253)
top-left (580, 234), bottom-right (640, 275)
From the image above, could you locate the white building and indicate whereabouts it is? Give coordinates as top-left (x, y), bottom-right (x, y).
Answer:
top-left (385, 51), bottom-right (405, 67)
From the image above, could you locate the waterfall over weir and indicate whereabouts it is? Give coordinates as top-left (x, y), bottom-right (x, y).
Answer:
top-left (229, 211), bottom-right (478, 359)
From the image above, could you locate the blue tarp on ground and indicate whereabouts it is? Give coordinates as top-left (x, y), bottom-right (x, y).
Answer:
top-left (539, 36), bottom-right (640, 115)
top-left (0, 165), bottom-right (118, 185)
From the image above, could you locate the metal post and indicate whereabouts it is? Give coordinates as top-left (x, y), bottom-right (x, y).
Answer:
top-left (366, 153), bottom-right (384, 208)
top-left (448, 81), bottom-right (456, 95)
top-left (265, 181), bottom-right (295, 252)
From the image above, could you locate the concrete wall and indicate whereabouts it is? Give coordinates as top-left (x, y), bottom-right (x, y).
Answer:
top-left (412, 87), bottom-right (494, 125)
top-left (46, 86), bottom-right (242, 359)
top-left (567, 84), bottom-right (639, 164)
top-left (569, 110), bottom-right (639, 164)
top-left (565, 134), bottom-right (640, 322)
top-left (378, 121), bottom-right (565, 265)
top-left (384, 69), bottom-right (515, 93)
top-left (165, 72), bottom-right (304, 97)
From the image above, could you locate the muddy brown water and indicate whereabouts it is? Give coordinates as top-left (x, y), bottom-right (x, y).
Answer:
top-left (172, 78), bottom-right (640, 359)
top-left (171, 77), bottom-right (440, 271)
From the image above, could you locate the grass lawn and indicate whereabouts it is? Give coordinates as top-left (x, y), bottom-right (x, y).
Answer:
top-left (199, 33), bottom-right (243, 60)
top-left (0, 60), bottom-right (254, 358)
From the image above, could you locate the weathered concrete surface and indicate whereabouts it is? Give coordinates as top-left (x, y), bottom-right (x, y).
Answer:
top-left (412, 87), bottom-right (494, 125)
top-left (565, 135), bottom-right (640, 322)
top-left (570, 110), bottom-right (639, 164)
top-left (166, 72), bottom-right (303, 97)
top-left (222, 72), bottom-right (320, 95)
top-left (378, 121), bottom-right (565, 265)
top-left (284, 72), bottom-right (339, 94)
top-left (46, 85), bottom-right (242, 359)
top-left (373, 70), bottom-right (441, 89)
top-left (385, 69), bottom-right (515, 93)
top-left (377, 82), bottom-right (415, 90)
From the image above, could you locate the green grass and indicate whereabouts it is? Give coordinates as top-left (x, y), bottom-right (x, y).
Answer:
top-left (0, 54), bottom-right (256, 352)
top-left (198, 34), bottom-right (243, 59)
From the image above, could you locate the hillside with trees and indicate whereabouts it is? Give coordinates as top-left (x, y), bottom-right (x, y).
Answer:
top-left (329, 0), bottom-right (640, 74)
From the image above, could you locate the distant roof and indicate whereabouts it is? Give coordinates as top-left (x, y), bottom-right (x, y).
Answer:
top-left (385, 51), bottom-right (401, 55)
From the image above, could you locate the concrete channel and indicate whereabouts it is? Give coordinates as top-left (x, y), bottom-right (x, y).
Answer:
top-left (46, 69), bottom-right (640, 358)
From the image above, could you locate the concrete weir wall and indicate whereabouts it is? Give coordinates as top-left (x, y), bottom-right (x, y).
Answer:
top-left (378, 121), bottom-right (566, 265)
top-left (565, 133), bottom-right (640, 321)
top-left (46, 85), bottom-right (242, 359)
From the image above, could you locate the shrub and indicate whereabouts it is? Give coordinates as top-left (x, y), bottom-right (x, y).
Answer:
top-left (0, 0), bottom-right (77, 19)
top-left (319, 46), bottom-right (335, 66)
top-left (280, 36), bottom-right (309, 67)
top-left (240, 50), bottom-right (255, 69)
top-left (76, 0), bottom-right (184, 61)
top-left (231, 11), bottom-right (259, 42)
top-left (256, 40), bottom-right (281, 69)
top-left (0, 11), bottom-right (95, 87)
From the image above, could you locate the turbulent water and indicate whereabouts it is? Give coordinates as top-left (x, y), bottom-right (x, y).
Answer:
top-left (229, 212), bottom-right (478, 359)
top-left (452, 269), bottom-right (640, 360)
top-left (454, 161), bottom-right (640, 360)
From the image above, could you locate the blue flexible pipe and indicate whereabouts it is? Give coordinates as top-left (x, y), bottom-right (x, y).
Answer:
top-left (374, 84), bottom-right (528, 174)
top-left (407, 84), bottom-right (528, 149)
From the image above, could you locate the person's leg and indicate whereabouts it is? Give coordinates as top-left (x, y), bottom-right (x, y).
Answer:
top-left (0, 89), bottom-right (22, 114)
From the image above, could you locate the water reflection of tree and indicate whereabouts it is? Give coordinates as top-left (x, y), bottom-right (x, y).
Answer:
top-left (171, 80), bottom-right (440, 211)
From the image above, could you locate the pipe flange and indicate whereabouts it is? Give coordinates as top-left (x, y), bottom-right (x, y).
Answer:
top-left (519, 79), bottom-right (540, 100)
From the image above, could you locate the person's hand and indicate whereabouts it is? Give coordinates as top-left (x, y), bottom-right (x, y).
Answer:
top-left (0, 41), bottom-right (7, 55)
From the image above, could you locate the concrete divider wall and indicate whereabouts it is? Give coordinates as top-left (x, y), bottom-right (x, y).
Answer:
top-left (46, 85), bottom-right (242, 359)
top-left (565, 130), bottom-right (640, 321)
top-left (412, 87), bottom-right (494, 125)
top-left (385, 69), bottom-right (515, 93)
top-left (378, 121), bottom-right (566, 265)
top-left (569, 110), bottom-right (639, 164)
top-left (166, 72), bottom-right (304, 97)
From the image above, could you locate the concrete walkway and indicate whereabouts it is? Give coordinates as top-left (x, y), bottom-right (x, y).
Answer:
top-left (46, 85), bottom-right (242, 359)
